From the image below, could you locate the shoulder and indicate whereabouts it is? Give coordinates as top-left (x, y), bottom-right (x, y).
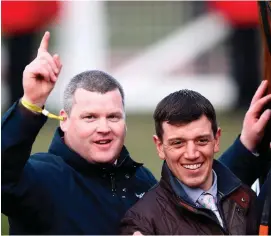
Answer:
top-left (29, 152), bottom-right (65, 164)
top-left (229, 183), bottom-right (257, 209)
top-left (135, 165), bottom-right (158, 187)
top-left (239, 183), bottom-right (257, 200)
top-left (26, 152), bottom-right (68, 176)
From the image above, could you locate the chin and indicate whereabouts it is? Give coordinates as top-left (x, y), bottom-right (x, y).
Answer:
top-left (89, 154), bottom-right (117, 164)
top-left (183, 178), bottom-right (205, 189)
top-left (185, 182), bottom-right (202, 189)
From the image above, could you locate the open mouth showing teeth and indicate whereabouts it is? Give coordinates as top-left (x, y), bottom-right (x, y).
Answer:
top-left (182, 163), bottom-right (202, 170)
top-left (95, 140), bottom-right (112, 145)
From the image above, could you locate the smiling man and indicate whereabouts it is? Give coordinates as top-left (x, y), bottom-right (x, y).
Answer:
top-left (60, 86), bottom-right (126, 164)
top-left (1, 32), bottom-right (157, 235)
top-left (120, 89), bottom-right (258, 235)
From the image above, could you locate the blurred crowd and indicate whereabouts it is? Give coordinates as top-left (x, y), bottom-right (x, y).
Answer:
top-left (1, 1), bottom-right (61, 111)
top-left (209, 1), bottom-right (261, 110)
top-left (1, 1), bottom-right (262, 111)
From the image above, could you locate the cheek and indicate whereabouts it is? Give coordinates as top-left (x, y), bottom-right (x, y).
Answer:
top-left (201, 145), bottom-right (216, 157)
top-left (201, 147), bottom-right (214, 169)
top-left (74, 122), bottom-right (96, 138)
top-left (111, 122), bottom-right (126, 137)
top-left (164, 149), bottom-right (182, 162)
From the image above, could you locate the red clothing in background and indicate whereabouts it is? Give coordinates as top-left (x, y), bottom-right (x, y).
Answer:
top-left (2, 1), bottom-right (61, 36)
top-left (209, 1), bottom-right (259, 27)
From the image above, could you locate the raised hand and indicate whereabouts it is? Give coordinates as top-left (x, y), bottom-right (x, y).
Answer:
top-left (240, 80), bottom-right (271, 152)
top-left (22, 31), bottom-right (62, 107)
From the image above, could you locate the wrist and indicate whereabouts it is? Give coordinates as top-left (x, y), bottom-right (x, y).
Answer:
top-left (240, 134), bottom-right (255, 153)
top-left (22, 95), bottom-right (45, 108)
top-left (20, 97), bottom-right (64, 121)
top-left (19, 99), bottom-right (41, 116)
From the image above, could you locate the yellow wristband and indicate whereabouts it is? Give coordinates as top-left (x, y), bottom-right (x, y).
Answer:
top-left (21, 98), bottom-right (65, 121)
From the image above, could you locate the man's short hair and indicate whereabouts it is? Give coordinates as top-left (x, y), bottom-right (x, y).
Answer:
top-left (63, 70), bottom-right (124, 115)
top-left (153, 89), bottom-right (218, 140)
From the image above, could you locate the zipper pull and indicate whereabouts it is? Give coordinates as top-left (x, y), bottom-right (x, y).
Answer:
top-left (110, 173), bottom-right (116, 193)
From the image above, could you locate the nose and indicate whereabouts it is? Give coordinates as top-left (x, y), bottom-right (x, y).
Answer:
top-left (183, 142), bottom-right (199, 160)
top-left (96, 118), bottom-right (111, 133)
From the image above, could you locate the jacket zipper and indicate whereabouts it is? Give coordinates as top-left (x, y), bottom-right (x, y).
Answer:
top-left (109, 172), bottom-right (117, 193)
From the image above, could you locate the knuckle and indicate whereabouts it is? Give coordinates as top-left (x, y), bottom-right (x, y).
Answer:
top-left (37, 48), bottom-right (44, 56)
top-left (39, 60), bottom-right (50, 69)
top-left (38, 54), bottom-right (47, 61)
top-left (245, 111), bottom-right (251, 118)
top-left (39, 52), bottom-right (50, 60)
top-left (254, 126), bottom-right (261, 135)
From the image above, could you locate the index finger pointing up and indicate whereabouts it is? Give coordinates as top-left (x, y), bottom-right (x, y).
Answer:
top-left (38, 31), bottom-right (50, 55)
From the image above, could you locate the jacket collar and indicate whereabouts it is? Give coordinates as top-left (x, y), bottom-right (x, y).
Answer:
top-left (161, 159), bottom-right (242, 205)
top-left (48, 127), bottom-right (143, 176)
top-left (177, 170), bottom-right (218, 204)
top-left (212, 160), bottom-right (242, 196)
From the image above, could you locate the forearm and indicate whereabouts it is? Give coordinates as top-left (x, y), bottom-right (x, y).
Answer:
top-left (1, 101), bottom-right (47, 184)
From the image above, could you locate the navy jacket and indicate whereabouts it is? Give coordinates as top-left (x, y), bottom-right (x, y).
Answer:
top-left (219, 140), bottom-right (271, 234)
top-left (1, 103), bottom-right (157, 235)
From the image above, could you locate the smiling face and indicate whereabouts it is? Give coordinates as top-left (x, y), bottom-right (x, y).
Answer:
top-left (153, 115), bottom-right (221, 191)
top-left (60, 88), bottom-right (126, 164)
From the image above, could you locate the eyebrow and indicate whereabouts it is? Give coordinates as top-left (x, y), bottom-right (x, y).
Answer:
top-left (80, 111), bottom-right (97, 116)
top-left (81, 111), bottom-right (124, 117)
top-left (196, 134), bottom-right (212, 139)
top-left (167, 134), bottom-right (212, 142)
top-left (107, 112), bottom-right (123, 117)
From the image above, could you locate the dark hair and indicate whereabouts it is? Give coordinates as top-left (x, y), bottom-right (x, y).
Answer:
top-left (153, 89), bottom-right (218, 140)
top-left (63, 70), bottom-right (124, 115)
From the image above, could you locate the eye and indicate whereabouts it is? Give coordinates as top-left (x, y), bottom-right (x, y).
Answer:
top-left (83, 115), bottom-right (96, 121)
top-left (108, 114), bottom-right (121, 122)
top-left (171, 140), bottom-right (184, 147)
top-left (197, 138), bottom-right (209, 145)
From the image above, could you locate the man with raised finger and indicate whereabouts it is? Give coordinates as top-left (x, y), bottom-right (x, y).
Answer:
top-left (1, 31), bottom-right (156, 234)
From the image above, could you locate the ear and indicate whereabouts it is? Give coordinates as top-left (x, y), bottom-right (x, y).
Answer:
top-left (214, 127), bottom-right (221, 153)
top-left (59, 109), bottom-right (69, 132)
top-left (153, 135), bottom-right (166, 160)
top-left (123, 124), bottom-right (127, 137)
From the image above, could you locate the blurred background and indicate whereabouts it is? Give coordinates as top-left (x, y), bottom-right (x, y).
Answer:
top-left (1, 1), bottom-right (262, 234)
